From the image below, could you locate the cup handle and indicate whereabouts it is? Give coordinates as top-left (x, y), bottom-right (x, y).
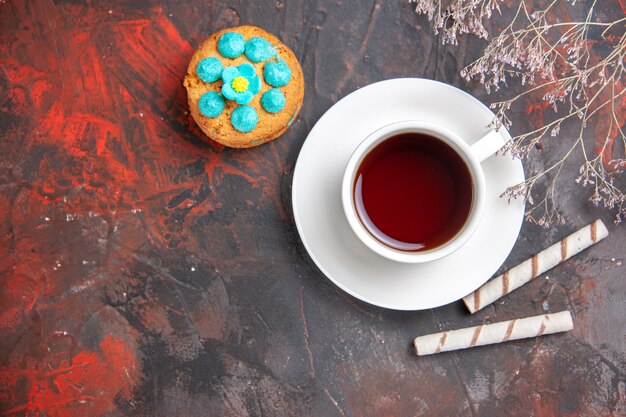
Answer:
top-left (470, 129), bottom-right (508, 162)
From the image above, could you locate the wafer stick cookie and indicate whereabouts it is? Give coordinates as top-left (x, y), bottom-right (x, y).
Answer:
top-left (413, 311), bottom-right (573, 356)
top-left (463, 219), bottom-right (608, 314)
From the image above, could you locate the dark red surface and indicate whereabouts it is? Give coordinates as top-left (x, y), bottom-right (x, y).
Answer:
top-left (1, 1), bottom-right (624, 416)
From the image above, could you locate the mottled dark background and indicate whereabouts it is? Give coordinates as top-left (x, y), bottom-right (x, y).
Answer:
top-left (1, 1), bottom-right (625, 416)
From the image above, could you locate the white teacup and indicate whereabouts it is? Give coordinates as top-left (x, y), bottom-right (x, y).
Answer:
top-left (341, 120), bottom-right (508, 264)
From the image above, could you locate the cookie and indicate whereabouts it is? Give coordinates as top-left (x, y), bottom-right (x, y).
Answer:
top-left (184, 25), bottom-right (305, 148)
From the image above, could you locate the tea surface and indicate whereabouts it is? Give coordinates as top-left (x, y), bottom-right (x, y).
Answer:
top-left (354, 133), bottom-right (473, 251)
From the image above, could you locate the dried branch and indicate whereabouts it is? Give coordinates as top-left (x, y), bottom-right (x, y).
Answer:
top-left (411, 0), bottom-right (503, 44)
top-left (412, 0), bottom-right (626, 225)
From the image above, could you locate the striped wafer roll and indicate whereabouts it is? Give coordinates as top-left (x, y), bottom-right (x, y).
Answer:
top-left (463, 219), bottom-right (609, 314)
top-left (413, 311), bottom-right (573, 356)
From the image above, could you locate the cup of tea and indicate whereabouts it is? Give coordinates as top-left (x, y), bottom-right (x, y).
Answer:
top-left (341, 120), bottom-right (508, 263)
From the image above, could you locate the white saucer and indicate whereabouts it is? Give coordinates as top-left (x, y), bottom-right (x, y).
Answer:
top-left (292, 78), bottom-right (525, 310)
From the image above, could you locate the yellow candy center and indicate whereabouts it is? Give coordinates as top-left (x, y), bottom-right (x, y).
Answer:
top-left (231, 76), bottom-right (249, 93)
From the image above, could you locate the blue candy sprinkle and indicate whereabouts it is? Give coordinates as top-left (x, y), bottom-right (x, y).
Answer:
top-left (231, 105), bottom-right (258, 132)
top-left (196, 57), bottom-right (224, 83)
top-left (218, 32), bottom-right (245, 58)
top-left (261, 88), bottom-right (286, 113)
top-left (245, 37), bottom-right (276, 63)
top-left (263, 60), bottom-right (292, 87)
top-left (198, 92), bottom-right (225, 118)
